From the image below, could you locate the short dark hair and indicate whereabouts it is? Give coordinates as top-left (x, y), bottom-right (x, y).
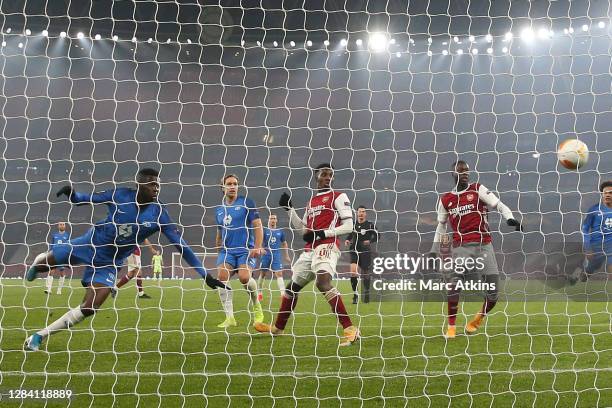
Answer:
top-left (357, 205), bottom-right (367, 210)
top-left (600, 181), bottom-right (612, 192)
top-left (137, 168), bottom-right (159, 182)
top-left (314, 163), bottom-right (334, 173)
top-left (451, 160), bottom-right (469, 169)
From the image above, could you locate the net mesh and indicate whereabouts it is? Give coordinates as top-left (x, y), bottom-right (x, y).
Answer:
top-left (0, 1), bottom-right (610, 406)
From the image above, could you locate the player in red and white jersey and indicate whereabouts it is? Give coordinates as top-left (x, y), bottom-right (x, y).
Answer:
top-left (254, 163), bottom-right (360, 346)
top-left (430, 160), bottom-right (522, 339)
top-left (114, 238), bottom-right (156, 298)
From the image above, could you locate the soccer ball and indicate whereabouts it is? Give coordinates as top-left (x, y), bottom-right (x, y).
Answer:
top-left (557, 139), bottom-right (589, 170)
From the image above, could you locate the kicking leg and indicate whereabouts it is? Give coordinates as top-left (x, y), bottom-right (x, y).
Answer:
top-left (25, 283), bottom-right (111, 351)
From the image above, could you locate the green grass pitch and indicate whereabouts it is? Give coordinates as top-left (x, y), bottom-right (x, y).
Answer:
top-left (0, 279), bottom-right (610, 407)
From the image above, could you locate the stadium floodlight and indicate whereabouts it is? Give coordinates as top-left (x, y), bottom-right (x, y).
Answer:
top-left (442, 49), bottom-right (448, 55)
top-left (427, 50), bottom-right (432, 56)
top-left (147, 38), bottom-right (152, 43)
top-left (355, 38), bottom-right (363, 46)
top-left (582, 24), bottom-right (589, 32)
top-left (368, 32), bottom-right (387, 52)
top-left (569, 27), bottom-right (574, 33)
top-left (457, 49), bottom-right (463, 55)
top-left (289, 40), bottom-right (295, 47)
top-left (471, 48), bottom-right (478, 55)
top-left (395, 51), bottom-right (401, 58)
top-left (6, 28), bottom-right (11, 33)
top-left (486, 47), bottom-right (493, 54)
top-left (131, 36), bottom-right (137, 43)
top-left (94, 34), bottom-right (101, 40)
top-left (598, 21), bottom-right (605, 29)
top-left (563, 28), bottom-right (569, 34)
top-left (323, 40), bottom-right (329, 46)
top-left (113, 35), bottom-right (119, 41)
top-left (77, 32), bottom-right (84, 39)
top-left (256, 41), bottom-right (261, 46)
top-left (273, 41), bottom-right (278, 47)
top-left (469, 35), bottom-right (475, 42)
top-left (389, 38), bottom-right (396, 44)
top-left (166, 38), bottom-right (171, 43)
top-left (537, 28), bottom-right (551, 39)
top-left (1, 41), bottom-right (6, 47)
top-left (187, 39), bottom-right (192, 44)
top-left (25, 29), bottom-right (32, 35)
top-left (427, 37), bottom-right (433, 44)
top-left (306, 40), bottom-right (312, 47)
top-left (502, 46), bottom-right (508, 53)
top-left (485, 34), bottom-right (493, 42)
top-left (18, 42), bottom-right (23, 48)
top-left (339, 38), bottom-right (347, 47)
top-left (504, 31), bottom-right (513, 41)
top-left (520, 28), bottom-right (535, 43)
top-left (60, 31), bottom-right (67, 38)
top-left (42, 30), bottom-right (49, 37)
top-left (453, 36), bottom-right (459, 43)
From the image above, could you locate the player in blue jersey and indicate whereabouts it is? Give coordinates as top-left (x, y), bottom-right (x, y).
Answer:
top-left (24, 168), bottom-right (228, 351)
top-left (45, 222), bottom-right (71, 295)
top-left (215, 174), bottom-right (265, 328)
top-left (256, 214), bottom-right (291, 300)
top-left (570, 180), bottom-right (612, 284)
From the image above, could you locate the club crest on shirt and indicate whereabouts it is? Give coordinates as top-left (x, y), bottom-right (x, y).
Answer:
top-left (223, 215), bottom-right (233, 226)
top-left (466, 194), bottom-right (474, 201)
top-left (322, 196), bottom-right (329, 203)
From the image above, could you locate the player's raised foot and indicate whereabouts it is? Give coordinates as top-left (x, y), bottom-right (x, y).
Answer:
top-left (26, 266), bottom-right (39, 282)
top-left (252, 303), bottom-right (264, 324)
top-left (339, 326), bottom-right (360, 347)
top-left (568, 267), bottom-right (583, 285)
top-left (217, 316), bottom-right (237, 329)
top-left (138, 293), bottom-right (152, 299)
top-left (465, 314), bottom-right (484, 334)
top-left (24, 334), bottom-right (43, 351)
top-left (253, 322), bottom-right (283, 335)
top-left (444, 325), bottom-right (456, 339)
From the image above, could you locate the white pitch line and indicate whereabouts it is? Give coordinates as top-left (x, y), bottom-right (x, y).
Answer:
top-left (1, 368), bottom-right (610, 378)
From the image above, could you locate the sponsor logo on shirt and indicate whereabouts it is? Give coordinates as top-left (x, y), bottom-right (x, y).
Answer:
top-left (449, 204), bottom-right (475, 217)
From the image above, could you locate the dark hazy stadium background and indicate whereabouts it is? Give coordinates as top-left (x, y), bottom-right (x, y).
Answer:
top-left (1, 0), bottom-right (610, 279)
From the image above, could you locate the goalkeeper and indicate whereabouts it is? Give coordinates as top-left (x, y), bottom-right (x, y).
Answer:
top-left (24, 168), bottom-right (228, 351)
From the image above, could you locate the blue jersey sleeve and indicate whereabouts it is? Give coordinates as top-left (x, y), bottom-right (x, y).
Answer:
top-left (71, 189), bottom-right (115, 204)
top-left (245, 198), bottom-right (260, 223)
top-left (280, 230), bottom-right (286, 243)
top-left (159, 209), bottom-right (208, 278)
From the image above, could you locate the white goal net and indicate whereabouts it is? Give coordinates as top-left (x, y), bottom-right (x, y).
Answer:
top-left (0, 0), bottom-right (610, 406)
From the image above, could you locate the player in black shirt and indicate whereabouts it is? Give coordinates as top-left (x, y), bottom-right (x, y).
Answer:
top-left (344, 206), bottom-right (378, 303)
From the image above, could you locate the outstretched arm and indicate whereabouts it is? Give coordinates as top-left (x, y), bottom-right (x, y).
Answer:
top-left (478, 184), bottom-right (522, 230)
top-left (57, 185), bottom-right (114, 204)
top-left (159, 210), bottom-right (228, 290)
